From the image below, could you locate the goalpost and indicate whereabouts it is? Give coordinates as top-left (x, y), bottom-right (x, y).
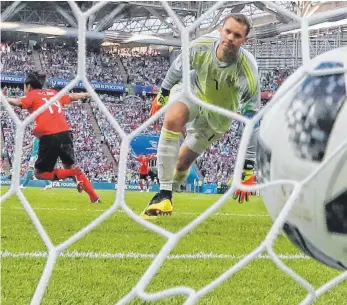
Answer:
top-left (1, 1), bottom-right (347, 305)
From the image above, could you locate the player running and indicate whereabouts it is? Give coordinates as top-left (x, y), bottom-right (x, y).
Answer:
top-left (136, 154), bottom-right (156, 192)
top-left (7, 71), bottom-right (101, 203)
top-left (20, 137), bottom-right (52, 190)
top-left (142, 14), bottom-right (260, 218)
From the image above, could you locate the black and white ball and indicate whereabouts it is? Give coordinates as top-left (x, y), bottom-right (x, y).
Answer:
top-left (257, 47), bottom-right (347, 270)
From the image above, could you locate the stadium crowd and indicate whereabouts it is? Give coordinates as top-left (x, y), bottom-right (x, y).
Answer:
top-left (260, 66), bottom-right (292, 92)
top-left (39, 44), bottom-right (124, 83)
top-left (1, 44), bottom-right (291, 184)
top-left (0, 42), bottom-right (35, 76)
top-left (119, 49), bottom-right (170, 86)
top-left (1, 88), bottom-right (34, 172)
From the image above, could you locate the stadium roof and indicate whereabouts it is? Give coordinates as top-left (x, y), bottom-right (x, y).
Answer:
top-left (1, 1), bottom-right (346, 46)
top-left (2, 1), bottom-right (343, 34)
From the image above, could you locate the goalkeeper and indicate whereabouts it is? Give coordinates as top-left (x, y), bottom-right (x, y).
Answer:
top-left (142, 14), bottom-right (260, 218)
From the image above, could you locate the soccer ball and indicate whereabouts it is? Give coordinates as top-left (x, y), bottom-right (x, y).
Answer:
top-left (257, 47), bottom-right (347, 270)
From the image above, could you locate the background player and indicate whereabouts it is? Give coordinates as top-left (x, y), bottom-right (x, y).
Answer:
top-left (143, 14), bottom-right (260, 217)
top-left (20, 137), bottom-right (52, 190)
top-left (136, 154), bottom-right (156, 192)
top-left (7, 71), bottom-right (101, 203)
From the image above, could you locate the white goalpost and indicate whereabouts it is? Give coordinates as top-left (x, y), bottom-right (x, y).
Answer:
top-left (1, 1), bottom-right (347, 305)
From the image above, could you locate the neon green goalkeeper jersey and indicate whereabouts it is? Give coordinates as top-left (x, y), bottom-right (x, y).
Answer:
top-left (162, 32), bottom-right (260, 133)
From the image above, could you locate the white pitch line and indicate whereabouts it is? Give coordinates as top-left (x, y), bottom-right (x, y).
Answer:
top-left (1, 207), bottom-right (78, 211)
top-left (1, 206), bottom-right (270, 217)
top-left (0, 250), bottom-right (309, 260)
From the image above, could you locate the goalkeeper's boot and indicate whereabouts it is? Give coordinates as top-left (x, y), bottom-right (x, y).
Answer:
top-left (142, 192), bottom-right (173, 217)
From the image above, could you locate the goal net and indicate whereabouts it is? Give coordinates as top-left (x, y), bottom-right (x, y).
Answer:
top-left (1, 1), bottom-right (347, 305)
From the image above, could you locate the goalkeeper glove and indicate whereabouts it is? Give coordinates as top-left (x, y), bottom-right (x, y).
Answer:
top-left (233, 159), bottom-right (256, 204)
top-left (150, 88), bottom-right (170, 116)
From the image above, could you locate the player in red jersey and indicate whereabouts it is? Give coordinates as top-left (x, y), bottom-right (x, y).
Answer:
top-left (7, 71), bottom-right (101, 203)
top-left (136, 154), bottom-right (156, 192)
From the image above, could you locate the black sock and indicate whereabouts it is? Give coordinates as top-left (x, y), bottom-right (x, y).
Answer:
top-left (160, 190), bottom-right (172, 199)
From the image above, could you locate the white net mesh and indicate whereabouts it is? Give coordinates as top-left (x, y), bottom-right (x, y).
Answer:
top-left (1, 1), bottom-right (347, 305)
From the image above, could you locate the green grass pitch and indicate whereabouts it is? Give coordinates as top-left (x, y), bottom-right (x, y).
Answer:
top-left (1, 186), bottom-right (346, 304)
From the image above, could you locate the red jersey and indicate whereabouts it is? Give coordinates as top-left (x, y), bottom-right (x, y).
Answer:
top-left (136, 155), bottom-right (153, 175)
top-left (20, 89), bottom-right (71, 137)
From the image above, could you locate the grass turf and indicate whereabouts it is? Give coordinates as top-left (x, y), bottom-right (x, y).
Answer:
top-left (1, 187), bottom-right (346, 305)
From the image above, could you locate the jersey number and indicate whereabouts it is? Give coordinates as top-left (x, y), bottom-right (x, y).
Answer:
top-left (214, 79), bottom-right (219, 90)
top-left (42, 97), bottom-right (62, 114)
